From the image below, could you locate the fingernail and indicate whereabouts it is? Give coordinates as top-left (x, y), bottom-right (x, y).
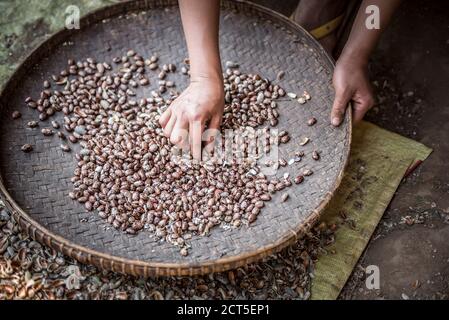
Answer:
top-left (331, 117), bottom-right (341, 126)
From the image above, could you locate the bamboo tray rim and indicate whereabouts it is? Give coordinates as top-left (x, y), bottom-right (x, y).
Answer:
top-left (0, 0), bottom-right (352, 277)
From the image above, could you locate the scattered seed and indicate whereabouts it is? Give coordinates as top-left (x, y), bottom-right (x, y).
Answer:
top-left (312, 151), bottom-right (320, 160)
top-left (168, 63), bottom-right (176, 72)
top-left (51, 120), bottom-right (60, 129)
top-left (12, 111), bottom-right (21, 119)
top-left (281, 193), bottom-right (289, 202)
top-left (60, 144), bottom-right (71, 152)
top-left (287, 92), bottom-right (297, 99)
top-left (21, 144), bottom-right (33, 152)
top-left (225, 61), bottom-right (238, 68)
top-left (17, 52), bottom-right (320, 257)
top-left (150, 55), bottom-right (158, 63)
top-left (180, 247), bottom-right (188, 257)
top-left (41, 128), bottom-right (54, 136)
top-left (27, 121), bottom-right (38, 128)
top-left (307, 117), bottom-right (317, 126)
top-left (294, 175), bottom-right (304, 184)
top-left (303, 91), bottom-right (311, 100)
top-left (280, 135), bottom-right (290, 144)
top-left (303, 169), bottom-right (313, 176)
top-left (139, 78), bottom-right (149, 86)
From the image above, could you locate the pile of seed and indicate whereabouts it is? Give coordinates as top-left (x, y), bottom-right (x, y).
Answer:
top-left (17, 51), bottom-right (316, 255)
top-left (0, 202), bottom-right (337, 300)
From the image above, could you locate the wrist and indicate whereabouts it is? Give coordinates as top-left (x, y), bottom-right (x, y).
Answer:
top-left (190, 67), bottom-right (223, 90)
top-left (189, 74), bottom-right (224, 99)
top-left (338, 47), bottom-right (370, 68)
top-left (190, 69), bottom-right (223, 84)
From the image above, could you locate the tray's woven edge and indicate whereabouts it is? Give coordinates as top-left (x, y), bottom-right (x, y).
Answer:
top-left (0, 0), bottom-right (352, 277)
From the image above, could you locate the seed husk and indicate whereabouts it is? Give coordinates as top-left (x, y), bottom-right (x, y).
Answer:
top-left (299, 137), bottom-right (310, 146)
top-left (276, 70), bottom-right (285, 80)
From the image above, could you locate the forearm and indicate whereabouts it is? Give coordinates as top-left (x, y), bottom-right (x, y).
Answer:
top-left (339, 0), bottom-right (402, 65)
top-left (179, 0), bottom-right (222, 83)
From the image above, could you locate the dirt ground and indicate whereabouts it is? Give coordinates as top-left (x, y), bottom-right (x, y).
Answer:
top-left (342, 0), bottom-right (449, 300)
top-left (254, 0), bottom-right (449, 299)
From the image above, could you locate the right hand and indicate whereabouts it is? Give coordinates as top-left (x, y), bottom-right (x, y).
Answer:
top-left (158, 76), bottom-right (224, 161)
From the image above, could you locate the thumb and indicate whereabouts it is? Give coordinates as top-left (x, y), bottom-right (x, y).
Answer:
top-left (331, 88), bottom-right (352, 127)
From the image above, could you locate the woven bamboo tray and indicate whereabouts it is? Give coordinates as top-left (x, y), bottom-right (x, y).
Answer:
top-left (0, 0), bottom-right (351, 276)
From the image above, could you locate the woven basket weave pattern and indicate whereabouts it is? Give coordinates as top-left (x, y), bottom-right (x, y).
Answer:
top-left (0, 0), bottom-right (350, 276)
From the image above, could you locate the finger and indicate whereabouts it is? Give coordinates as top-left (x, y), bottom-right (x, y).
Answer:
top-left (352, 96), bottom-right (375, 125)
top-left (163, 114), bottom-right (176, 138)
top-left (158, 108), bottom-right (172, 128)
top-left (170, 117), bottom-right (189, 148)
top-left (331, 89), bottom-right (352, 127)
top-left (203, 114), bottom-right (222, 155)
top-left (189, 119), bottom-right (204, 161)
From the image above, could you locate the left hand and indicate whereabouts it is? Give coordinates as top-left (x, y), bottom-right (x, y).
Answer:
top-left (331, 55), bottom-right (375, 126)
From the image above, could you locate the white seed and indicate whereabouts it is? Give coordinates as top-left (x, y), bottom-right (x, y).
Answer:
top-left (281, 193), bottom-right (289, 202)
top-left (298, 97), bottom-right (306, 104)
top-left (225, 61), bottom-right (238, 68)
top-left (303, 169), bottom-right (313, 176)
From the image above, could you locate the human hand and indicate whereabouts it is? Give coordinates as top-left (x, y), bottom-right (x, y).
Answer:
top-left (331, 55), bottom-right (375, 126)
top-left (158, 76), bottom-right (224, 160)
